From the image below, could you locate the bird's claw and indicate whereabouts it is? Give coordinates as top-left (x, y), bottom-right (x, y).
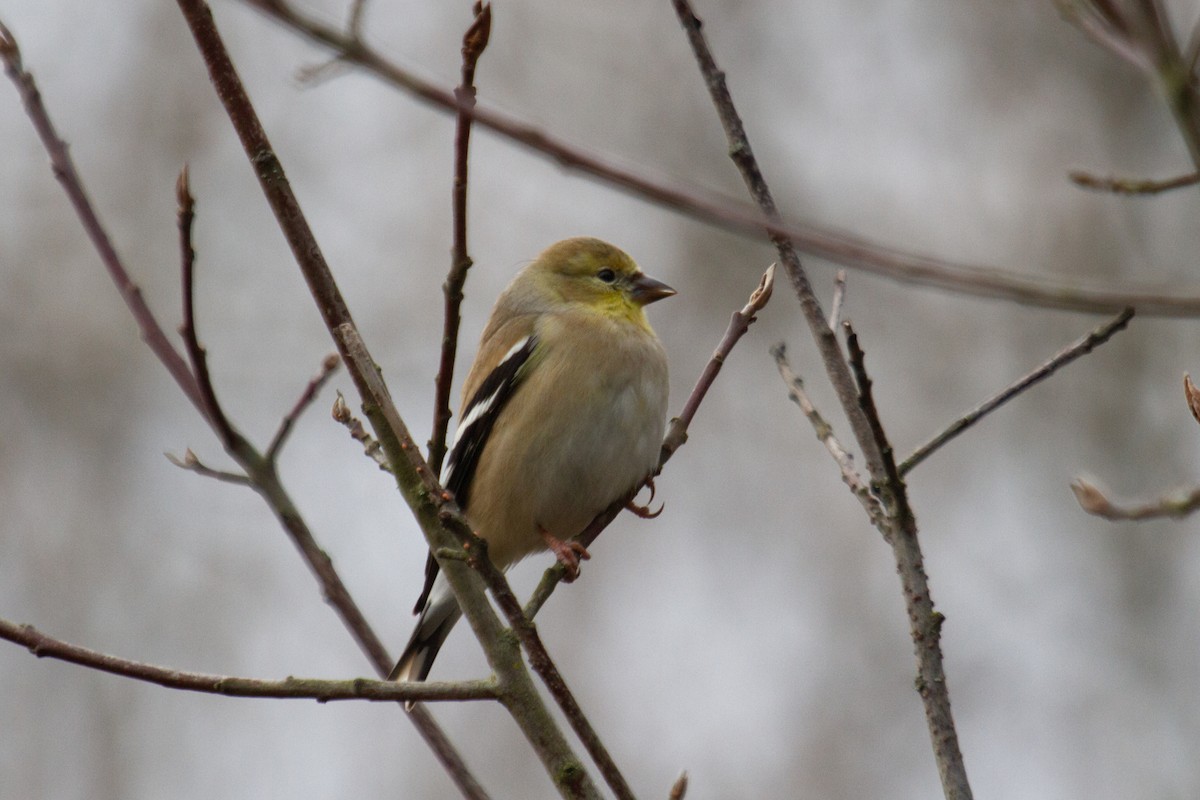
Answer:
top-left (541, 528), bottom-right (590, 582)
top-left (626, 478), bottom-right (664, 519)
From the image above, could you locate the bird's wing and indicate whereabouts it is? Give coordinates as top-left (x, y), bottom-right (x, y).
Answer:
top-left (411, 333), bottom-right (539, 614)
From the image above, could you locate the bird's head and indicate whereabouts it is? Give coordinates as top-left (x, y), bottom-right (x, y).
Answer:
top-left (530, 237), bottom-right (675, 325)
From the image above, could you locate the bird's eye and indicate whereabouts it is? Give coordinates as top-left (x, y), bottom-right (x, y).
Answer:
top-left (597, 268), bottom-right (617, 284)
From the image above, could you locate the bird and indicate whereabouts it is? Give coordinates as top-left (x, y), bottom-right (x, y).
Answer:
top-left (390, 236), bottom-right (674, 683)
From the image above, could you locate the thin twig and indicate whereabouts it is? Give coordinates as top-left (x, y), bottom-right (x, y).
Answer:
top-left (227, 0), bottom-right (1200, 318)
top-left (899, 307), bottom-right (1135, 476)
top-left (668, 772), bottom-right (688, 800)
top-left (1069, 169), bottom-right (1200, 194)
top-left (1071, 477), bottom-right (1200, 520)
top-left (166, 448), bottom-right (252, 486)
top-left (828, 269), bottom-right (847, 331)
top-left (332, 392), bottom-right (391, 471)
top-left (1072, 371), bottom-right (1200, 521)
top-left (177, 167), bottom-right (241, 444)
top-left (266, 353), bottom-right (341, 461)
top-left (0, 618), bottom-right (496, 702)
top-left (347, 0), bottom-right (369, 40)
top-left (663, 263), bottom-right (775, 458)
top-left (770, 343), bottom-right (883, 526)
top-left (429, 2), bottom-right (491, 476)
top-left (466, 553), bottom-right (638, 800)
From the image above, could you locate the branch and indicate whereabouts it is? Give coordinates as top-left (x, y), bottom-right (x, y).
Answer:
top-left (227, 0), bottom-right (1200, 318)
top-left (1069, 168), bottom-right (1200, 194)
top-left (770, 343), bottom-right (883, 527)
top-left (267, 353), bottom-right (341, 461)
top-left (333, 325), bottom-right (601, 800)
top-left (177, 167), bottom-right (236, 438)
top-left (2, 16), bottom-right (488, 798)
top-left (429, 2), bottom-right (491, 475)
top-left (671, 3), bottom-right (971, 797)
top-left (899, 307), bottom-right (1135, 475)
top-left (0, 22), bottom-right (204, 412)
top-left (844, 324), bottom-right (971, 800)
top-left (1072, 373), bottom-right (1200, 521)
top-left (1071, 477), bottom-right (1200, 520)
top-left (0, 618), bottom-right (496, 703)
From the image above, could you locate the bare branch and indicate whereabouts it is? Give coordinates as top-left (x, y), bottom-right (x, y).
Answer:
top-left (827, 269), bottom-right (848, 331)
top-left (770, 343), bottom-right (883, 527)
top-left (0, 618), bottom-right (496, 703)
top-left (662, 262), bottom-right (775, 459)
top-left (0, 22), bottom-right (204, 411)
top-left (166, 448), bottom-right (251, 486)
top-left (843, 323), bottom-right (971, 800)
top-left (429, 2), bottom-right (492, 476)
top-left (266, 353), bottom-right (340, 461)
top-left (1070, 168), bottom-right (1200, 194)
top-left (899, 308), bottom-right (1135, 476)
top-left (177, 166), bottom-right (237, 440)
top-left (227, 0), bottom-right (1200, 318)
top-left (669, 772), bottom-right (689, 800)
top-left (1072, 477), bottom-right (1200, 520)
top-left (332, 392), bottom-right (390, 471)
top-left (1072, 372), bottom-right (1200, 522)
top-left (4, 14), bottom-right (491, 796)
top-left (669, 2), bottom-right (970, 794)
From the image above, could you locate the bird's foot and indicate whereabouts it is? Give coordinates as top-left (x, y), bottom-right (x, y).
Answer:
top-left (540, 528), bottom-right (590, 582)
top-left (625, 478), bottom-right (664, 519)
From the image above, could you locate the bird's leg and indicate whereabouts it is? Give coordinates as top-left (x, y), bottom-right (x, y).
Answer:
top-left (625, 478), bottom-right (664, 519)
top-left (539, 526), bottom-right (590, 582)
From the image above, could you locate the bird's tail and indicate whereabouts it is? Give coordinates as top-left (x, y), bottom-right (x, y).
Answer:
top-left (389, 584), bottom-right (462, 682)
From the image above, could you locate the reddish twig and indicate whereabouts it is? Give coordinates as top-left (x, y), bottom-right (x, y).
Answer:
top-left (0, 23), bottom-right (204, 412)
top-left (1072, 372), bottom-right (1200, 522)
top-left (429, 2), bottom-right (492, 476)
top-left (267, 353), bottom-right (341, 461)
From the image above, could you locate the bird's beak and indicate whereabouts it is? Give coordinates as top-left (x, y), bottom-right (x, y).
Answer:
top-left (629, 273), bottom-right (676, 306)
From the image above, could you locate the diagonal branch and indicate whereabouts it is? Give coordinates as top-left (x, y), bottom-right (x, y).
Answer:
top-left (771, 343), bottom-right (883, 528)
top-left (670, 3), bottom-right (971, 797)
top-left (899, 307), bottom-right (1134, 476)
top-left (0, 23), bottom-right (203, 412)
top-left (229, 0), bottom-right (1200, 319)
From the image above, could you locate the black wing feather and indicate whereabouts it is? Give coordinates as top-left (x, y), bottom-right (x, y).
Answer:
top-left (411, 334), bottom-right (537, 614)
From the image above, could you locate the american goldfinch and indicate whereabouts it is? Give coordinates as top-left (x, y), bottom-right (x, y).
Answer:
top-left (391, 237), bottom-right (674, 682)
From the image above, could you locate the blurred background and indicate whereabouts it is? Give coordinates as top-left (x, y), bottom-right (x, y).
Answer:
top-left (3, 1), bottom-right (1200, 797)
